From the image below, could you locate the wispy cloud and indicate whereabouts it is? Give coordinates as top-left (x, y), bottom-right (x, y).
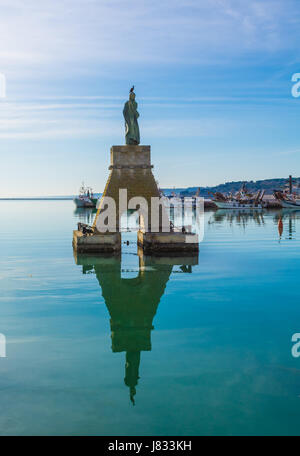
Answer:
top-left (0, 98), bottom-right (237, 140)
top-left (1, 0), bottom-right (300, 76)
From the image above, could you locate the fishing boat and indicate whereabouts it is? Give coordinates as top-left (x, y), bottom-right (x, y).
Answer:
top-left (273, 190), bottom-right (300, 209)
top-left (166, 187), bottom-right (202, 209)
top-left (73, 183), bottom-right (98, 208)
top-left (212, 184), bottom-right (265, 209)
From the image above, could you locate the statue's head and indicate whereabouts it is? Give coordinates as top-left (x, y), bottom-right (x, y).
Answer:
top-left (129, 91), bottom-right (135, 101)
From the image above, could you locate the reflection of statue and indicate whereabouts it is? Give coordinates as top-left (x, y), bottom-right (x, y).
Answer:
top-left (124, 351), bottom-right (140, 405)
top-left (92, 254), bottom-right (172, 404)
top-left (123, 87), bottom-right (140, 145)
top-left (74, 251), bottom-right (198, 405)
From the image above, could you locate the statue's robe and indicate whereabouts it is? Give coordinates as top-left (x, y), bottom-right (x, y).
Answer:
top-left (123, 100), bottom-right (140, 145)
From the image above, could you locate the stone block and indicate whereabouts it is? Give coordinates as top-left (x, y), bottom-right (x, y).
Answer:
top-left (73, 230), bottom-right (121, 253)
top-left (110, 145), bottom-right (151, 167)
top-left (137, 230), bottom-right (199, 254)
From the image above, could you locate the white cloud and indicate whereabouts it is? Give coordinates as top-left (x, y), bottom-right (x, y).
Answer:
top-left (0, 0), bottom-right (299, 76)
top-left (0, 0), bottom-right (298, 146)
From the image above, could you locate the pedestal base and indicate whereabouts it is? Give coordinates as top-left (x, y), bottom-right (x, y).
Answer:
top-left (93, 145), bottom-right (162, 233)
top-left (137, 230), bottom-right (199, 255)
top-left (73, 230), bottom-right (121, 253)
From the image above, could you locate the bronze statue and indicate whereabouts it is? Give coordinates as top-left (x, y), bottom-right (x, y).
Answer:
top-left (123, 86), bottom-right (140, 145)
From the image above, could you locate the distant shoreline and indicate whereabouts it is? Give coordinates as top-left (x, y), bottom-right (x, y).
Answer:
top-left (1, 176), bottom-right (299, 200)
top-left (0, 198), bottom-right (73, 201)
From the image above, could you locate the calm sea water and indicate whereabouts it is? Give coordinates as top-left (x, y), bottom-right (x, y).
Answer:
top-left (0, 201), bottom-right (300, 436)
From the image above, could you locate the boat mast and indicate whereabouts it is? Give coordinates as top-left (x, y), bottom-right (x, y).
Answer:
top-left (289, 175), bottom-right (293, 194)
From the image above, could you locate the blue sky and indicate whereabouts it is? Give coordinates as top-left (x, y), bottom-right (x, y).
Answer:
top-left (0, 0), bottom-right (300, 196)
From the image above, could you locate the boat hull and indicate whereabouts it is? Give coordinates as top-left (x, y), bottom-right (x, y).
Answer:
top-left (73, 197), bottom-right (95, 208)
top-left (214, 201), bottom-right (264, 209)
top-left (280, 200), bottom-right (300, 209)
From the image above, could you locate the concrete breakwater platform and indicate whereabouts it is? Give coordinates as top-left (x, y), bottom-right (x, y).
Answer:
top-left (73, 231), bottom-right (121, 253)
top-left (73, 229), bottom-right (199, 254)
top-left (137, 231), bottom-right (199, 254)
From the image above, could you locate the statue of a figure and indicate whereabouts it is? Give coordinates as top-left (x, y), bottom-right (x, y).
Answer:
top-left (123, 87), bottom-right (140, 145)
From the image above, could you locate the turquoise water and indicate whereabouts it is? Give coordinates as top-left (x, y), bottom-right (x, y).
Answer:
top-left (0, 201), bottom-right (300, 436)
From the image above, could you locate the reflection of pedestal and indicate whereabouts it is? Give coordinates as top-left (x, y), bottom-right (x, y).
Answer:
top-left (74, 252), bottom-right (198, 404)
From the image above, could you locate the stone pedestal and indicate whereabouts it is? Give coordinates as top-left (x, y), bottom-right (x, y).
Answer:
top-left (73, 144), bottom-right (199, 254)
top-left (93, 145), bottom-right (162, 233)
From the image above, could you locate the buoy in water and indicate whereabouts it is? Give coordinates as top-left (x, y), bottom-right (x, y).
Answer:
top-left (278, 217), bottom-right (283, 237)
